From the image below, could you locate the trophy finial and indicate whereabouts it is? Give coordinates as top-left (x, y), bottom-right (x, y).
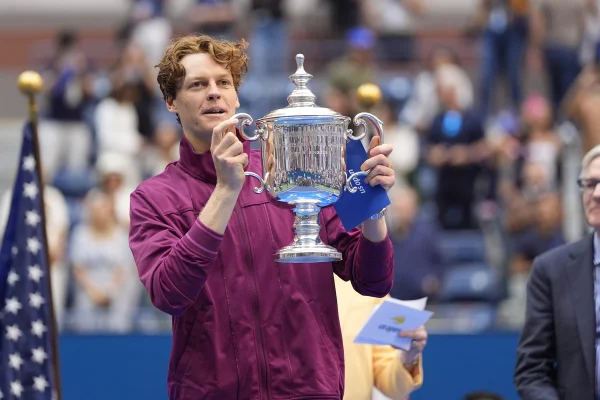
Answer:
top-left (296, 54), bottom-right (305, 70)
top-left (288, 54), bottom-right (316, 107)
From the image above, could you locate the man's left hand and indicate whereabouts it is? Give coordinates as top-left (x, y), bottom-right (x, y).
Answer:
top-left (360, 136), bottom-right (395, 191)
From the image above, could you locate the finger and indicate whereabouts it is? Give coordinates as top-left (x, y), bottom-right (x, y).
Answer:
top-left (215, 131), bottom-right (240, 154)
top-left (364, 165), bottom-right (394, 185)
top-left (399, 329), bottom-right (426, 339)
top-left (369, 143), bottom-right (393, 158)
top-left (211, 118), bottom-right (238, 147)
top-left (231, 153), bottom-right (249, 168)
top-left (367, 175), bottom-right (395, 190)
top-left (367, 136), bottom-right (380, 156)
top-left (221, 138), bottom-right (244, 158)
top-left (361, 154), bottom-right (392, 172)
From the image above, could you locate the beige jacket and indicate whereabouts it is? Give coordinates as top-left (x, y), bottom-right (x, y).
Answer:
top-left (335, 276), bottom-right (423, 400)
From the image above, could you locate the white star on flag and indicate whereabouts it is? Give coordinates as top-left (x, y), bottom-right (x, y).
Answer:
top-left (11, 246), bottom-right (18, 255)
top-left (6, 325), bottom-right (22, 341)
top-left (28, 265), bottom-right (43, 282)
top-left (5, 298), bottom-right (22, 315)
top-left (29, 293), bottom-right (44, 309)
top-left (25, 210), bottom-right (40, 227)
top-left (22, 155), bottom-right (36, 171)
top-left (33, 376), bottom-right (48, 392)
top-left (31, 320), bottom-right (47, 338)
top-left (31, 347), bottom-right (48, 364)
top-left (27, 237), bottom-right (41, 254)
top-left (7, 272), bottom-right (19, 286)
top-left (8, 353), bottom-right (23, 370)
top-left (23, 182), bottom-right (38, 200)
top-left (0, 389), bottom-right (3, 399)
top-left (10, 381), bottom-right (23, 398)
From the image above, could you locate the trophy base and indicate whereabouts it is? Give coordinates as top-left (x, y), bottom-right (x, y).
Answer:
top-left (275, 244), bottom-right (342, 264)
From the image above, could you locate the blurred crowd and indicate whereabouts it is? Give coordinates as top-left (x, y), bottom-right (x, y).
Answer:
top-left (2, 0), bottom-right (600, 334)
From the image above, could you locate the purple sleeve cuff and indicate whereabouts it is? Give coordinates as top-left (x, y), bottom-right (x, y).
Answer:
top-left (356, 233), bottom-right (394, 283)
top-left (181, 219), bottom-right (224, 257)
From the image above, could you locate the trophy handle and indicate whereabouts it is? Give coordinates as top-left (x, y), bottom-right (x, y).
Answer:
top-left (244, 171), bottom-right (268, 194)
top-left (346, 112), bottom-right (385, 143)
top-left (232, 113), bottom-right (267, 141)
top-left (345, 170), bottom-right (368, 194)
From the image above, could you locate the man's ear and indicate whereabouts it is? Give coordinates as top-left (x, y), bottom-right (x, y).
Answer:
top-left (235, 93), bottom-right (240, 109)
top-left (166, 97), bottom-right (178, 114)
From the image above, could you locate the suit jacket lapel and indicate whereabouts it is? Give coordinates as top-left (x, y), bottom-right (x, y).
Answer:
top-left (566, 235), bottom-right (596, 387)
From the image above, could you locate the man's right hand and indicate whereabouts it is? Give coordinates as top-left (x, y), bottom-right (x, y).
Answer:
top-left (210, 118), bottom-right (249, 193)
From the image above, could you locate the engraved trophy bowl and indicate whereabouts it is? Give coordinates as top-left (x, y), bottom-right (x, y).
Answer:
top-left (234, 54), bottom-right (384, 263)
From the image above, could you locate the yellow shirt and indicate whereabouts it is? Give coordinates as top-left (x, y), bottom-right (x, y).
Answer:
top-left (335, 275), bottom-right (423, 400)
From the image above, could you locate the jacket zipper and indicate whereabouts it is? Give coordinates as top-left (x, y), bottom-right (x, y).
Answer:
top-left (235, 203), bottom-right (271, 400)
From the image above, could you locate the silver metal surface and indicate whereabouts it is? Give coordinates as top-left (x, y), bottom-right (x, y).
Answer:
top-left (237, 54), bottom-right (384, 263)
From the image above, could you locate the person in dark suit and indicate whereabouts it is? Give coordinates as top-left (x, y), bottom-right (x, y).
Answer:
top-left (514, 144), bottom-right (600, 400)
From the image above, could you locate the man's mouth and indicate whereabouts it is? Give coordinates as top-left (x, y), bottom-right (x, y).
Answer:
top-left (202, 107), bottom-right (226, 115)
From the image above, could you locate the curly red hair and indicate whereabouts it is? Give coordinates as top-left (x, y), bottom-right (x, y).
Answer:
top-left (156, 34), bottom-right (249, 102)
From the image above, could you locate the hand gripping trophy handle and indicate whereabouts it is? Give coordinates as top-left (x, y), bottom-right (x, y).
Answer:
top-left (233, 113), bottom-right (268, 194)
top-left (345, 112), bottom-right (385, 193)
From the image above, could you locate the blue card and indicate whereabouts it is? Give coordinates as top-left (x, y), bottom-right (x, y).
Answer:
top-left (333, 139), bottom-right (391, 231)
top-left (353, 298), bottom-right (434, 351)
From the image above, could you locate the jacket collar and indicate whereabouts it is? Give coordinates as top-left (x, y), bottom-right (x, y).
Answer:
top-left (178, 130), bottom-right (251, 184)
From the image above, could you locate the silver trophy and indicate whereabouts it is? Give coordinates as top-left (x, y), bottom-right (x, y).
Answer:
top-left (234, 54), bottom-right (383, 264)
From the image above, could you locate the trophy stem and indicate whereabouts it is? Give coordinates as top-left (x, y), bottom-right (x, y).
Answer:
top-left (274, 203), bottom-right (343, 263)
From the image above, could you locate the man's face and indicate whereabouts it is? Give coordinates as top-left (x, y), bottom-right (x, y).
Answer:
top-left (582, 157), bottom-right (600, 229)
top-left (167, 53), bottom-right (240, 142)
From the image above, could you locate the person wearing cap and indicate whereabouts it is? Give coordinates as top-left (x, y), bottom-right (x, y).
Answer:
top-left (325, 27), bottom-right (378, 117)
top-left (128, 34), bottom-right (397, 399)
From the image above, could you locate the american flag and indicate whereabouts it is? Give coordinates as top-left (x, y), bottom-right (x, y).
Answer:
top-left (0, 123), bottom-right (57, 399)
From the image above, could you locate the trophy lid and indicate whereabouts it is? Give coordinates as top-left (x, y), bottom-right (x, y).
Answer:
top-left (259, 54), bottom-right (348, 121)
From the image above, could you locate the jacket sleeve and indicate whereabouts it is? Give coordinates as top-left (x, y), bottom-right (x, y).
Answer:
top-left (514, 256), bottom-right (561, 400)
top-left (129, 190), bottom-right (223, 316)
top-left (372, 344), bottom-right (423, 400)
top-left (322, 206), bottom-right (394, 297)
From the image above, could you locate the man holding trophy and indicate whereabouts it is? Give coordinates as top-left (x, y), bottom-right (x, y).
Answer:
top-left (129, 34), bottom-right (396, 399)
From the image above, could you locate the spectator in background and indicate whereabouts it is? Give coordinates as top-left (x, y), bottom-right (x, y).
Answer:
top-left (0, 176), bottom-right (70, 329)
top-left (113, 41), bottom-right (158, 141)
top-left (529, 0), bottom-right (586, 114)
top-left (68, 191), bottom-right (139, 333)
top-left (128, 0), bottom-right (172, 69)
top-left (39, 30), bottom-right (93, 184)
top-left (188, 0), bottom-right (238, 39)
top-left (562, 57), bottom-right (600, 152)
top-left (400, 47), bottom-right (472, 135)
top-left (469, 0), bottom-right (530, 118)
top-left (362, 0), bottom-right (427, 63)
top-left (498, 192), bottom-right (563, 329)
top-left (94, 71), bottom-right (144, 187)
top-left (425, 64), bottom-right (489, 230)
top-left (325, 27), bottom-right (377, 118)
top-left (96, 153), bottom-right (137, 229)
top-left (519, 94), bottom-right (561, 187)
top-left (388, 185), bottom-right (445, 301)
top-left (335, 274), bottom-right (426, 400)
top-left (371, 100), bottom-right (419, 186)
top-left (141, 120), bottom-right (180, 179)
top-left (511, 192), bottom-right (564, 272)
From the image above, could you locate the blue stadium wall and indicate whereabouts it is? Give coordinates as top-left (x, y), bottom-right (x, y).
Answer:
top-left (59, 332), bottom-right (520, 399)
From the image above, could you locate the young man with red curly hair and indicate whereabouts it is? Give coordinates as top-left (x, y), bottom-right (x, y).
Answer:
top-left (129, 34), bottom-right (396, 400)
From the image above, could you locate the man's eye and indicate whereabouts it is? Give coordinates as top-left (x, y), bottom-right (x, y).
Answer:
top-left (220, 80), bottom-right (231, 85)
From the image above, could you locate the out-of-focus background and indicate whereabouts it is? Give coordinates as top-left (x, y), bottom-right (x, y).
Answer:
top-left (1, 0), bottom-right (598, 398)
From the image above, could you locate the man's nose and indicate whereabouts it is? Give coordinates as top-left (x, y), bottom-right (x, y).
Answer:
top-left (593, 183), bottom-right (600, 199)
top-left (206, 81), bottom-right (221, 101)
